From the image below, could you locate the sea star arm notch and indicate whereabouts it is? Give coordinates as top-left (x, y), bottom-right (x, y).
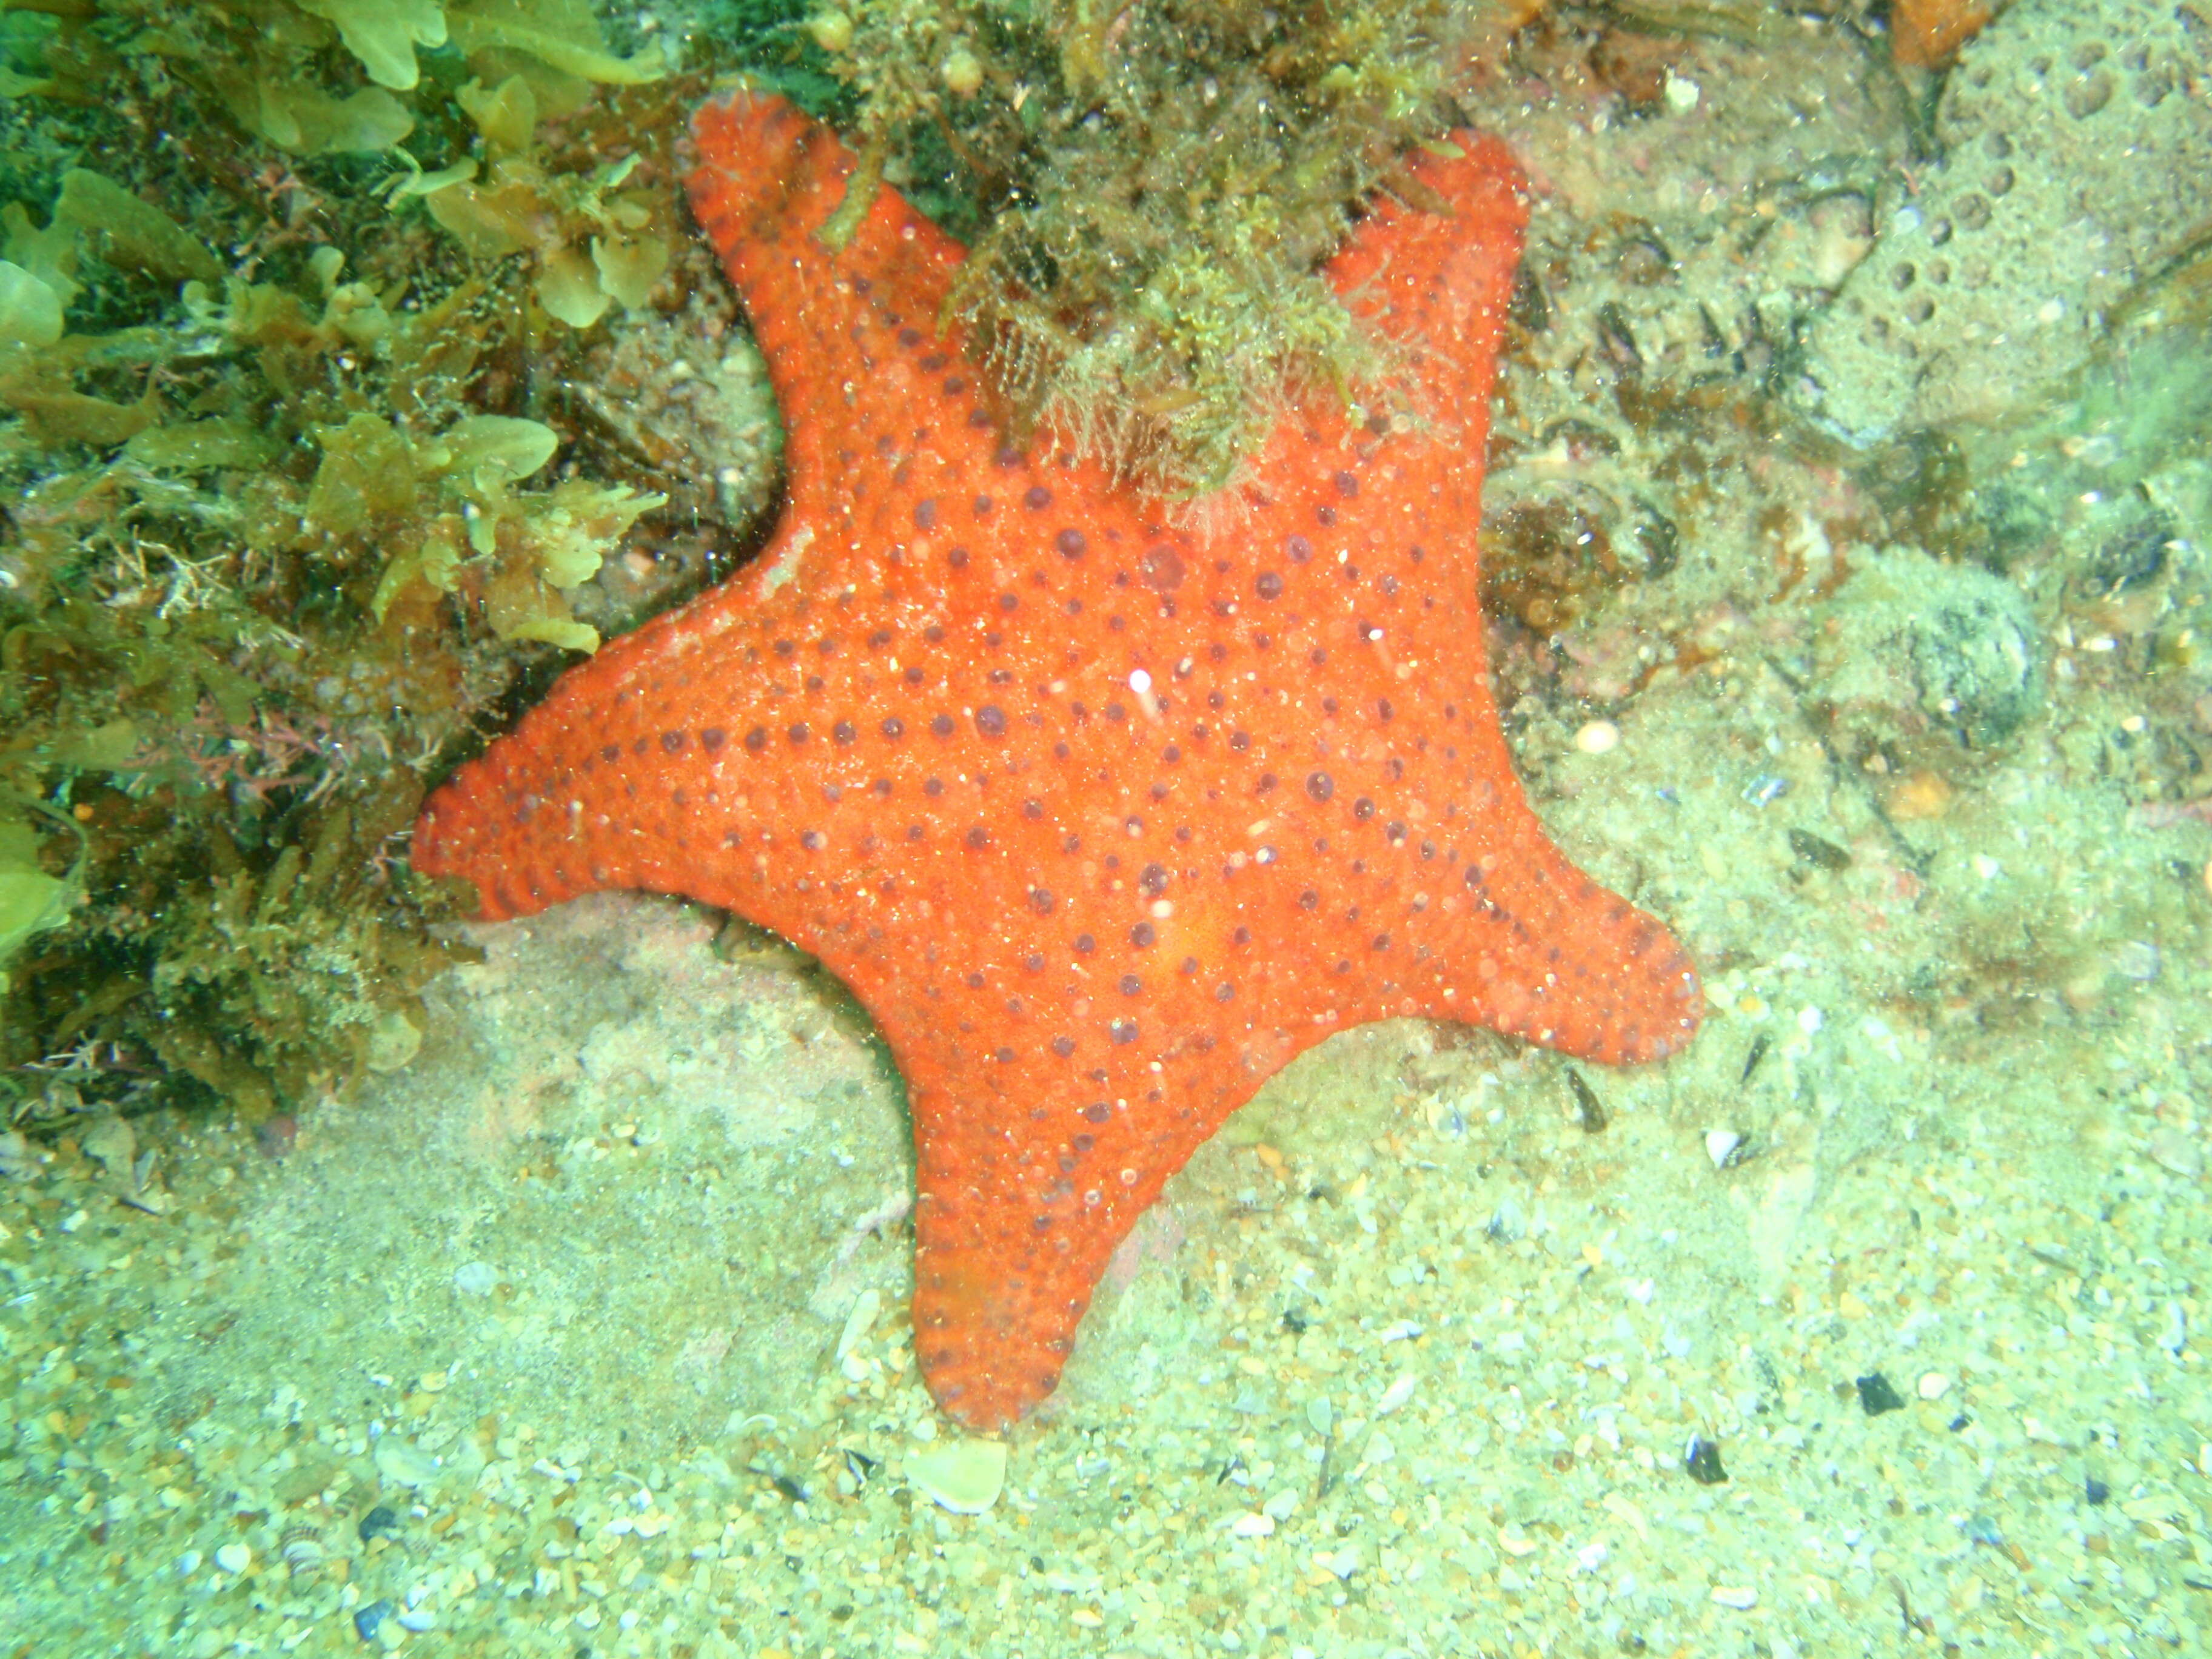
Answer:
top-left (412, 90), bottom-right (1701, 1430)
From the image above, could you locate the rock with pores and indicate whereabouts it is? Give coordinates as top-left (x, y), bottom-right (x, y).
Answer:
top-left (1792, 0), bottom-right (2212, 441)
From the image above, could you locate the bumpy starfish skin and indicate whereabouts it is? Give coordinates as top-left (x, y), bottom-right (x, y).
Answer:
top-left (413, 91), bottom-right (1702, 1429)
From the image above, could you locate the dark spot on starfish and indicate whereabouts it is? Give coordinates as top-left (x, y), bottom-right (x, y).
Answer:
top-left (881, 716), bottom-right (905, 739)
top-left (972, 494), bottom-right (993, 517)
top-left (1025, 485), bottom-right (1051, 511)
top-left (947, 546), bottom-right (968, 569)
top-left (931, 714), bottom-right (956, 738)
top-left (1334, 470), bottom-right (1358, 498)
top-left (1057, 529), bottom-right (1085, 558)
top-left (1307, 771), bottom-right (1333, 803)
top-left (1354, 797), bottom-right (1375, 820)
top-left (1141, 546), bottom-right (1184, 592)
top-left (833, 720), bottom-right (856, 745)
top-left (1074, 934), bottom-right (1096, 954)
top-left (1130, 922), bottom-right (1155, 947)
top-left (600, 743), bottom-right (620, 764)
top-left (1082, 1101), bottom-right (1110, 1122)
top-left (965, 826), bottom-right (988, 850)
top-left (801, 830), bottom-right (825, 851)
top-left (924, 777), bottom-right (944, 797)
top-left (1255, 571), bottom-right (1283, 601)
top-left (976, 705), bottom-right (1007, 737)
top-left (914, 498), bottom-right (938, 531)
top-left (1110, 1019), bottom-right (1138, 1044)
top-left (1139, 862), bottom-right (1170, 896)
top-left (745, 726), bottom-right (769, 752)
top-left (1299, 890), bottom-right (1320, 910)
top-left (1030, 888), bottom-right (1055, 914)
top-left (787, 722), bottom-right (809, 745)
top-left (1118, 974), bottom-right (1141, 996)
top-left (701, 727), bottom-right (727, 753)
top-left (659, 730), bottom-right (686, 754)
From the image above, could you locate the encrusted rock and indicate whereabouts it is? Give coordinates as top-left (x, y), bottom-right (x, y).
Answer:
top-left (1793, 0), bottom-right (2212, 440)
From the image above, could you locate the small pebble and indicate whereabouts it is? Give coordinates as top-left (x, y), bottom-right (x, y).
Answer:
top-left (1855, 1372), bottom-right (1906, 1415)
top-left (906, 1439), bottom-right (1007, 1514)
top-left (1230, 1512), bottom-right (1275, 1537)
top-left (1684, 1435), bottom-right (1728, 1484)
top-left (1786, 828), bottom-right (1851, 873)
top-left (1573, 719), bottom-right (1620, 755)
top-left (357, 1504), bottom-right (401, 1542)
top-left (2085, 1475), bottom-right (2110, 1506)
top-left (214, 1542), bottom-right (252, 1575)
top-left (352, 1598), bottom-right (394, 1642)
top-left (1917, 1371), bottom-right (1951, 1400)
top-left (452, 1261), bottom-right (498, 1297)
top-left (1704, 1129), bottom-right (1743, 1169)
top-left (1710, 1585), bottom-right (1758, 1610)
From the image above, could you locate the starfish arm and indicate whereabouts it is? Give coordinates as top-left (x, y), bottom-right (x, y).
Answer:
top-left (686, 90), bottom-right (971, 564)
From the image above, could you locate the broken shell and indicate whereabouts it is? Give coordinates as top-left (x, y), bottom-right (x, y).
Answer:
top-left (280, 1525), bottom-right (326, 1578)
top-left (905, 1439), bottom-right (1007, 1514)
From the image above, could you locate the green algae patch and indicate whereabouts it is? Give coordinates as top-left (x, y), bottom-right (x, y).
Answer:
top-left (0, 0), bottom-right (698, 1129)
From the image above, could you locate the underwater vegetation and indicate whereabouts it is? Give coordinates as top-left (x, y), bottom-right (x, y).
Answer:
top-left (787, 0), bottom-right (1462, 497)
top-left (0, 0), bottom-right (689, 1125)
top-left (0, 0), bottom-right (1484, 1128)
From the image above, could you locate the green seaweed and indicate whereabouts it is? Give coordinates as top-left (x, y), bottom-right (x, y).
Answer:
top-left (0, 0), bottom-right (688, 1125)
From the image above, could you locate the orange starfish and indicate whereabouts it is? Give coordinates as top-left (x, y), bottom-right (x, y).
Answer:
top-left (413, 91), bottom-right (1702, 1429)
